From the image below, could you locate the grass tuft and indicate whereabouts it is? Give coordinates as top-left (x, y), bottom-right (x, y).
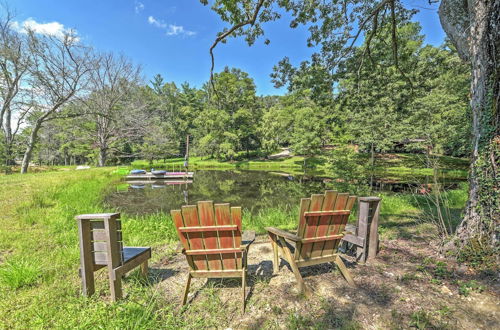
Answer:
top-left (0, 257), bottom-right (42, 290)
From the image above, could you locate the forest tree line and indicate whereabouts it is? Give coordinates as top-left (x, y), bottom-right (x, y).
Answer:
top-left (1, 14), bottom-right (470, 172)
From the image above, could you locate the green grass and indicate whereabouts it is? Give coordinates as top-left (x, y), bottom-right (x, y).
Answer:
top-left (0, 162), bottom-right (469, 328)
top-left (0, 257), bottom-right (42, 289)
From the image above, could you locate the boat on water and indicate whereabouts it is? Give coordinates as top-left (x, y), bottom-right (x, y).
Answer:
top-left (126, 171), bottom-right (194, 180)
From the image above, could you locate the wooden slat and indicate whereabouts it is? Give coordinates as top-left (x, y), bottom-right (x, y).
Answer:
top-left (312, 190), bottom-right (337, 258)
top-left (296, 254), bottom-right (338, 268)
top-left (93, 241), bottom-right (108, 252)
top-left (190, 270), bottom-right (244, 278)
top-left (94, 251), bottom-right (108, 264)
top-left (92, 230), bottom-right (122, 241)
top-left (294, 198), bottom-right (311, 261)
top-left (299, 194), bottom-right (324, 260)
top-left (335, 196), bottom-right (357, 251)
top-left (345, 196), bottom-right (356, 211)
top-left (198, 201), bottom-right (222, 270)
top-left (179, 225), bottom-right (238, 233)
top-left (301, 234), bottom-right (344, 244)
top-left (304, 210), bottom-right (350, 217)
top-left (333, 193), bottom-right (349, 210)
top-left (172, 209), bottom-right (195, 269)
top-left (215, 203), bottom-right (237, 270)
top-left (90, 221), bottom-right (104, 230)
top-left (172, 210), bottom-right (189, 250)
top-left (76, 213), bottom-right (119, 220)
top-left (182, 205), bottom-right (207, 270)
top-left (296, 198), bottom-right (311, 237)
top-left (185, 248), bottom-right (243, 255)
top-left (231, 207), bottom-right (243, 269)
top-left (327, 193), bottom-right (350, 253)
top-left (104, 217), bottom-right (122, 267)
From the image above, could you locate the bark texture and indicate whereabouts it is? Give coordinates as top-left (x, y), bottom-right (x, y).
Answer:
top-left (439, 0), bottom-right (499, 251)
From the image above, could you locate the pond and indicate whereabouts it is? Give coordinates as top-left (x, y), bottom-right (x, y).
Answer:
top-left (105, 170), bottom-right (464, 216)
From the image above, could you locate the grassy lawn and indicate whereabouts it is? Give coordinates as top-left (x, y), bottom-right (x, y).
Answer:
top-left (0, 163), bottom-right (470, 328)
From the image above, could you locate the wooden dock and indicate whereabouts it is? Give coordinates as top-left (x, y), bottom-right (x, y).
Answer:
top-left (126, 172), bottom-right (194, 180)
top-left (125, 180), bottom-right (193, 185)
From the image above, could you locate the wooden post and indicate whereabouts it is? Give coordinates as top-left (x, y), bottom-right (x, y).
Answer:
top-left (104, 215), bottom-right (123, 301)
top-left (357, 197), bottom-right (382, 262)
top-left (184, 135), bottom-right (190, 171)
top-left (356, 199), bottom-right (370, 263)
top-left (77, 218), bottom-right (95, 297)
top-left (367, 197), bottom-right (381, 260)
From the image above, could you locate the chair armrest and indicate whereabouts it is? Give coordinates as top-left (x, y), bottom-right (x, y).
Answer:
top-left (265, 227), bottom-right (301, 242)
top-left (241, 230), bottom-right (256, 250)
top-left (342, 231), bottom-right (354, 235)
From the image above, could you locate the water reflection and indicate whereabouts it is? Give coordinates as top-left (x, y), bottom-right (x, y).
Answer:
top-left (105, 170), bottom-right (464, 216)
top-left (105, 170), bottom-right (325, 215)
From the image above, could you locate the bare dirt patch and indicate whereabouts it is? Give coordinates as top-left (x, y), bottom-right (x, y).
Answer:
top-left (151, 235), bottom-right (499, 329)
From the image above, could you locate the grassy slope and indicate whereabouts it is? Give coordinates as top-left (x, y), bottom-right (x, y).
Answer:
top-left (0, 163), bottom-right (468, 328)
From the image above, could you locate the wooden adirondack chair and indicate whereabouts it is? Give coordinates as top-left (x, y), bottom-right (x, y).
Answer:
top-left (171, 201), bottom-right (255, 312)
top-left (76, 213), bottom-right (151, 301)
top-left (266, 191), bottom-right (356, 293)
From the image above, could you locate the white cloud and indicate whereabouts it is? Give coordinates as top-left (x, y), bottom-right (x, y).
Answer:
top-left (147, 16), bottom-right (196, 37)
top-left (11, 18), bottom-right (78, 41)
top-left (148, 16), bottom-right (167, 29)
top-left (166, 24), bottom-right (196, 36)
top-left (134, 1), bottom-right (144, 14)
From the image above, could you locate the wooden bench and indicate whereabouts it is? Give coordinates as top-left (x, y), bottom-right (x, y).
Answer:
top-left (171, 201), bottom-right (255, 313)
top-left (342, 197), bottom-right (382, 263)
top-left (76, 213), bottom-right (151, 301)
top-left (266, 191), bottom-right (357, 294)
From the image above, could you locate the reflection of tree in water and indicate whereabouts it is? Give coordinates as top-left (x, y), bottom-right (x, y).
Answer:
top-left (105, 170), bottom-right (329, 215)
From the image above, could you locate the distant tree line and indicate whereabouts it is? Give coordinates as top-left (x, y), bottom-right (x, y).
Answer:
top-left (1, 9), bottom-right (469, 172)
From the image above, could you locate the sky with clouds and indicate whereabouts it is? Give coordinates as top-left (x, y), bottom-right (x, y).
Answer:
top-left (6, 0), bottom-right (445, 95)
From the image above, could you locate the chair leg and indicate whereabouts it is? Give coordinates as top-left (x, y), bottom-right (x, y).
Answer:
top-left (269, 234), bottom-right (279, 274)
top-left (335, 255), bottom-right (356, 287)
top-left (80, 265), bottom-right (95, 297)
top-left (109, 274), bottom-right (123, 301)
top-left (182, 273), bottom-right (192, 305)
top-left (140, 260), bottom-right (148, 278)
top-left (242, 268), bottom-right (247, 313)
top-left (278, 237), bottom-right (307, 294)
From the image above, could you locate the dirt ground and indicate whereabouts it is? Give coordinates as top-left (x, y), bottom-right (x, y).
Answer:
top-left (152, 235), bottom-right (499, 329)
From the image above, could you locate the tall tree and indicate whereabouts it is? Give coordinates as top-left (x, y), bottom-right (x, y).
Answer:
top-left (201, 0), bottom-right (500, 251)
top-left (20, 30), bottom-right (91, 173)
top-left (0, 8), bottom-right (32, 166)
top-left (84, 53), bottom-right (141, 166)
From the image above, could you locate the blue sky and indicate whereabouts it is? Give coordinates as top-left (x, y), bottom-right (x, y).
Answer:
top-left (8, 0), bottom-right (445, 95)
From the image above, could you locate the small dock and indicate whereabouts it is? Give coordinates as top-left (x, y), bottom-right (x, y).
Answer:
top-left (125, 180), bottom-right (193, 185)
top-left (126, 172), bottom-right (194, 180)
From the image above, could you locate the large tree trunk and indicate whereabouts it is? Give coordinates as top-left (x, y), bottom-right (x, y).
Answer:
top-left (98, 147), bottom-right (107, 167)
top-left (439, 0), bottom-right (499, 251)
top-left (20, 121), bottom-right (42, 174)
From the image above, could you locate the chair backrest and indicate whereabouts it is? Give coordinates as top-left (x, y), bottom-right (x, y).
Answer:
top-left (171, 201), bottom-right (243, 271)
top-left (295, 191), bottom-right (356, 261)
top-left (76, 213), bottom-right (124, 267)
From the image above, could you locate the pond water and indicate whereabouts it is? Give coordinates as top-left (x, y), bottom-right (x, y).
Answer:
top-left (104, 170), bottom-right (463, 215)
top-left (105, 170), bottom-right (325, 215)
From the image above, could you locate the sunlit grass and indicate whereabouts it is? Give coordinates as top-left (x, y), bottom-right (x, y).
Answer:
top-left (0, 164), bottom-right (468, 327)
